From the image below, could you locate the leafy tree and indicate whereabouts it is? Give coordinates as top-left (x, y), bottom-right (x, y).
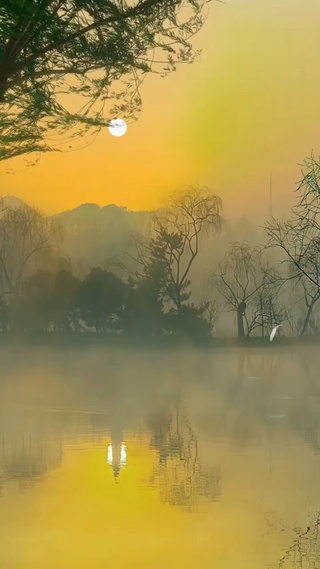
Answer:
top-left (121, 275), bottom-right (165, 339)
top-left (163, 301), bottom-right (213, 344)
top-left (0, 0), bottom-right (210, 161)
top-left (119, 232), bottom-right (170, 338)
top-left (77, 267), bottom-right (127, 332)
top-left (9, 269), bottom-right (80, 332)
top-left (48, 268), bottom-right (81, 331)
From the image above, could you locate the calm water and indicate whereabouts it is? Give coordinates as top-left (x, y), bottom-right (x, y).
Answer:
top-left (1, 344), bottom-right (320, 569)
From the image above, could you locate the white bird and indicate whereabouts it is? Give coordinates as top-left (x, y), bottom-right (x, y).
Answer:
top-left (270, 324), bottom-right (283, 342)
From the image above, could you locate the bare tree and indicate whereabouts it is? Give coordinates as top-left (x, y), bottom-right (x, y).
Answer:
top-left (110, 186), bottom-right (222, 316)
top-left (293, 277), bottom-right (320, 336)
top-left (264, 155), bottom-right (320, 336)
top-left (248, 278), bottom-right (285, 338)
top-left (265, 154), bottom-right (320, 290)
top-left (201, 293), bottom-right (222, 333)
top-left (0, 199), bottom-right (58, 298)
top-left (210, 243), bottom-right (283, 338)
top-left (151, 186), bottom-right (222, 314)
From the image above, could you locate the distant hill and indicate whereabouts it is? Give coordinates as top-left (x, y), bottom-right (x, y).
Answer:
top-left (52, 202), bottom-right (153, 276)
top-left (0, 195), bottom-right (264, 282)
top-left (0, 196), bottom-right (153, 275)
top-left (2, 195), bottom-right (26, 208)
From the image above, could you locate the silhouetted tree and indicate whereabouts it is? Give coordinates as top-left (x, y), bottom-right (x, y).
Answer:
top-left (77, 267), bottom-right (127, 332)
top-left (49, 268), bottom-right (81, 331)
top-left (0, 199), bottom-right (57, 299)
top-left (113, 187), bottom-right (222, 342)
top-left (152, 186), bottom-right (222, 315)
top-left (284, 274), bottom-right (320, 337)
top-left (121, 258), bottom-right (166, 339)
top-left (0, 0), bottom-right (210, 161)
top-left (0, 295), bottom-right (8, 333)
top-left (264, 155), bottom-right (320, 337)
top-left (265, 154), bottom-right (320, 291)
top-left (201, 290), bottom-right (221, 333)
top-left (210, 243), bottom-right (282, 338)
top-left (163, 301), bottom-right (213, 343)
top-left (9, 269), bottom-right (80, 332)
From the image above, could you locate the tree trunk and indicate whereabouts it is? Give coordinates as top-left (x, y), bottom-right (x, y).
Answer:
top-left (0, 65), bottom-right (11, 103)
top-left (237, 301), bottom-right (246, 339)
top-left (299, 295), bottom-right (319, 337)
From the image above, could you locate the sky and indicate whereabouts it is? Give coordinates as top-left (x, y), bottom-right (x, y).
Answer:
top-left (1, 0), bottom-right (320, 218)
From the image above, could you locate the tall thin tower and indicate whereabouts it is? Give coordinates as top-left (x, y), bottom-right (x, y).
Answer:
top-left (269, 171), bottom-right (273, 218)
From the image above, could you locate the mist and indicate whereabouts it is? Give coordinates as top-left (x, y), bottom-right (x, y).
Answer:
top-left (1, 343), bottom-right (320, 568)
top-left (1, 169), bottom-right (320, 568)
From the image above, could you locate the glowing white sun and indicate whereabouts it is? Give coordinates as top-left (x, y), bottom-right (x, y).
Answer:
top-left (108, 119), bottom-right (127, 137)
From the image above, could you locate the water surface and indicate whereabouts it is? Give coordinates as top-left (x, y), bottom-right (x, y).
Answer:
top-left (1, 345), bottom-right (320, 568)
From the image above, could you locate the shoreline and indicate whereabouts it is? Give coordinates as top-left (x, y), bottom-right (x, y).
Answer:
top-left (0, 332), bottom-right (319, 350)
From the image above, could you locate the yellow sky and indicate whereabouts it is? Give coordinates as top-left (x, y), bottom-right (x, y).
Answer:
top-left (1, 0), bottom-right (320, 218)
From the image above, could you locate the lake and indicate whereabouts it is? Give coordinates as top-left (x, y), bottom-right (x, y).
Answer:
top-left (1, 344), bottom-right (320, 569)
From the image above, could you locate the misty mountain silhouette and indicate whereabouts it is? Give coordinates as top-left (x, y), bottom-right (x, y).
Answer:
top-left (2, 195), bottom-right (26, 208)
top-left (2, 195), bottom-right (151, 220)
top-left (1, 196), bottom-right (153, 275)
top-left (0, 195), bottom-right (261, 283)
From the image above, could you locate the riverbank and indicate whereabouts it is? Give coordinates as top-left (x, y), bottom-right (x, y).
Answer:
top-left (0, 331), bottom-right (319, 350)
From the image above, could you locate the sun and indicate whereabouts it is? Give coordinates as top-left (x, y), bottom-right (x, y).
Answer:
top-left (108, 119), bottom-right (128, 137)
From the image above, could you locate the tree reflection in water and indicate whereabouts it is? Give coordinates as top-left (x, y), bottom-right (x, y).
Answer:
top-left (148, 402), bottom-right (221, 512)
top-left (0, 432), bottom-right (63, 492)
top-left (274, 512), bottom-right (320, 569)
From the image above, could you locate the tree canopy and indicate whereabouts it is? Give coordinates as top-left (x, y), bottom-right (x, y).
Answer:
top-left (0, 0), bottom-right (210, 161)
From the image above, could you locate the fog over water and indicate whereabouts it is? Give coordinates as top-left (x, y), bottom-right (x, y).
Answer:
top-left (1, 345), bottom-right (320, 569)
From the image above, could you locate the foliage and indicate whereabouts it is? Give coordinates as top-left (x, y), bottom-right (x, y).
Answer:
top-left (77, 267), bottom-right (128, 332)
top-left (0, 0), bottom-right (209, 161)
top-left (163, 301), bottom-right (213, 343)
top-left (10, 269), bottom-right (80, 332)
top-left (120, 247), bottom-right (168, 339)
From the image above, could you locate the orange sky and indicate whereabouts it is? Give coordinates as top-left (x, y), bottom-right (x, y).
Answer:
top-left (1, 0), bottom-right (320, 218)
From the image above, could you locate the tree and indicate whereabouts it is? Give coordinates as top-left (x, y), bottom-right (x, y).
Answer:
top-left (10, 269), bottom-right (54, 332)
top-left (9, 268), bottom-right (80, 332)
top-left (210, 243), bottom-right (282, 338)
top-left (151, 186), bottom-right (222, 315)
top-left (265, 154), bottom-right (320, 291)
top-left (120, 248), bottom-right (168, 339)
top-left (277, 512), bottom-right (320, 569)
top-left (0, 199), bottom-right (57, 299)
top-left (77, 267), bottom-right (127, 332)
top-left (265, 154), bottom-right (320, 335)
top-left (283, 273), bottom-right (320, 337)
top-left (112, 186), bottom-right (222, 342)
top-left (0, 0), bottom-right (210, 161)
top-left (200, 287), bottom-right (222, 335)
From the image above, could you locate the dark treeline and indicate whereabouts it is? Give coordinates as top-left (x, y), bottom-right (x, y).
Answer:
top-left (2, 265), bottom-right (212, 343)
top-left (2, 154), bottom-right (320, 344)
